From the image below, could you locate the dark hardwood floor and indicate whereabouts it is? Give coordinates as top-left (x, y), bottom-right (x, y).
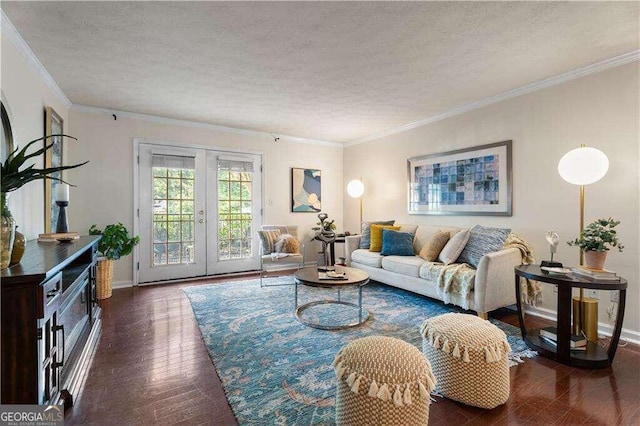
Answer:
top-left (66, 274), bottom-right (639, 425)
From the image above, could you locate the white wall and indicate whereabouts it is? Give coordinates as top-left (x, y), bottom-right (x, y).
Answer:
top-left (66, 109), bottom-right (343, 284)
top-left (344, 63), bottom-right (640, 339)
top-left (1, 33), bottom-right (70, 237)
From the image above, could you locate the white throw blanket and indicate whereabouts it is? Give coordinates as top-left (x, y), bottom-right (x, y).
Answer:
top-left (503, 233), bottom-right (541, 306)
top-left (270, 252), bottom-right (293, 261)
top-left (423, 232), bottom-right (539, 310)
top-left (422, 262), bottom-right (477, 310)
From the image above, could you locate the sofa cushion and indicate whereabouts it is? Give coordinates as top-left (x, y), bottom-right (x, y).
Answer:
top-left (438, 228), bottom-right (470, 265)
top-left (351, 249), bottom-right (384, 268)
top-left (381, 255), bottom-right (425, 278)
top-left (380, 229), bottom-right (415, 256)
top-left (398, 224), bottom-right (419, 235)
top-left (413, 225), bottom-right (462, 254)
top-left (359, 220), bottom-right (395, 249)
top-left (419, 230), bottom-right (451, 261)
top-left (419, 261), bottom-right (444, 281)
top-left (369, 225), bottom-right (401, 252)
top-left (456, 225), bottom-right (511, 267)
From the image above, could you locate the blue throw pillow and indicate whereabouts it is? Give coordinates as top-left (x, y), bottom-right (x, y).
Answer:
top-left (359, 220), bottom-right (395, 249)
top-left (380, 229), bottom-right (415, 256)
top-left (456, 225), bottom-right (511, 267)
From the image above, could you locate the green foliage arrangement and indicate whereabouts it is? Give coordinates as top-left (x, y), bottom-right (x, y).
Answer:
top-left (1, 134), bottom-right (87, 196)
top-left (567, 217), bottom-right (624, 253)
top-left (314, 220), bottom-right (336, 231)
top-left (89, 223), bottom-right (140, 260)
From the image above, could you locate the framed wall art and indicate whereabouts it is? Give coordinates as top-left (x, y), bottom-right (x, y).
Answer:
top-left (44, 106), bottom-right (64, 232)
top-left (407, 140), bottom-right (512, 216)
top-left (291, 167), bottom-right (321, 212)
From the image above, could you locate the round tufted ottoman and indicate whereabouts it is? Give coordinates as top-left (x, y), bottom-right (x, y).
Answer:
top-left (333, 336), bottom-right (437, 426)
top-left (420, 313), bottom-right (511, 409)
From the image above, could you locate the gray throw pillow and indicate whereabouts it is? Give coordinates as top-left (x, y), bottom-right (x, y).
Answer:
top-left (359, 220), bottom-right (395, 249)
top-left (456, 225), bottom-right (511, 268)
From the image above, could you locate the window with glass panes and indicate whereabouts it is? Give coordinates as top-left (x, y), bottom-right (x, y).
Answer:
top-left (152, 155), bottom-right (195, 265)
top-left (218, 158), bottom-right (254, 260)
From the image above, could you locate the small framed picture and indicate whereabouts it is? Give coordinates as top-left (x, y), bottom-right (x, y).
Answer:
top-left (408, 140), bottom-right (512, 216)
top-left (291, 167), bottom-right (321, 212)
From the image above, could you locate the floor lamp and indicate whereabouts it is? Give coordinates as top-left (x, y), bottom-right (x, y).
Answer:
top-left (347, 179), bottom-right (365, 226)
top-left (558, 144), bottom-right (609, 340)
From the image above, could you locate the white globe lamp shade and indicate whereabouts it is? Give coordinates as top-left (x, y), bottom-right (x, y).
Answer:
top-left (347, 179), bottom-right (365, 198)
top-left (558, 147), bottom-right (609, 185)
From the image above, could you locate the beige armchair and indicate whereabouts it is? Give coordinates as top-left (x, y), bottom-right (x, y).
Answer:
top-left (259, 225), bottom-right (305, 287)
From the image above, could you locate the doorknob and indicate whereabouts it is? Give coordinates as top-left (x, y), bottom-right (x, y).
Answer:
top-left (199, 219), bottom-right (205, 223)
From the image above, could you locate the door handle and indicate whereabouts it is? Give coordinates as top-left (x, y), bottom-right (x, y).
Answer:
top-left (54, 324), bottom-right (65, 368)
top-left (199, 219), bottom-right (205, 223)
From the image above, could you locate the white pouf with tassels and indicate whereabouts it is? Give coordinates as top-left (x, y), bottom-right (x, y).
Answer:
top-left (333, 336), bottom-right (437, 426)
top-left (420, 313), bottom-right (511, 409)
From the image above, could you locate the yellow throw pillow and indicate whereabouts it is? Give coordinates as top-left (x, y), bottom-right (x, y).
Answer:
top-left (419, 231), bottom-right (451, 261)
top-left (369, 225), bottom-right (401, 252)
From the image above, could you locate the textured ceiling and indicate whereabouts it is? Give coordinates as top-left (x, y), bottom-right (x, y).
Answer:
top-left (2, 1), bottom-right (639, 143)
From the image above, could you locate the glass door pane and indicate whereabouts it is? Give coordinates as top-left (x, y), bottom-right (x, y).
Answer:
top-left (152, 162), bottom-right (195, 265)
top-left (138, 145), bottom-right (206, 283)
top-left (207, 154), bottom-right (261, 275)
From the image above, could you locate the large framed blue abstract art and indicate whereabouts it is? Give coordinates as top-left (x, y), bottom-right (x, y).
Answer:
top-left (291, 167), bottom-right (321, 212)
top-left (408, 140), bottom-right (512, 216)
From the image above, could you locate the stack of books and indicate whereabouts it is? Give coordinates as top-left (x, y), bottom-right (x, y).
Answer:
top-left (570, 265), bottom-right (620, 281)
top-left (318, 270), bottom-right (347, 280)
top-left (539, 326), bottom-right (587, 350)
top-left (37, 232), bottom-right (80, 242)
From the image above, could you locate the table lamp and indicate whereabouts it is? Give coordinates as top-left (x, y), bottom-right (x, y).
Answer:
top-left (558, 144), bottom-right (609, 340)
top-left (347, 179), bottom-right (365, 225)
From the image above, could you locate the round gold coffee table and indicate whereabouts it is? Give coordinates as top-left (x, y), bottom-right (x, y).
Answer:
top-left (293, 266), bottom-right (370, 330)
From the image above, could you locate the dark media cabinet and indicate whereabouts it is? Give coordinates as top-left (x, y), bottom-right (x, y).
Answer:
top-left (1, 236), bottom-right (102, 406)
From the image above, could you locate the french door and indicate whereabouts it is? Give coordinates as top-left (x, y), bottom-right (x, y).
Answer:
top-left (137, 143), bottom-right (262, 283)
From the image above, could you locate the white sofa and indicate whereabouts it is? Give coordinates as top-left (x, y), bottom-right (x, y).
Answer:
top-left (344, 224), bottom-right (522, 318)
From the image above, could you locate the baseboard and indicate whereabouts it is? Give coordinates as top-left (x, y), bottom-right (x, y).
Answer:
top-left (112, 280), bottom-right (134, 289)
top-left (131, 262), bottom-right (317, 287)
top-left (524, 305), bottom-right (640, 346)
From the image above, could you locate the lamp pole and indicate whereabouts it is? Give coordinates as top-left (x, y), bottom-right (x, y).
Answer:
top-left (558, 144), bottom-right (609, 339)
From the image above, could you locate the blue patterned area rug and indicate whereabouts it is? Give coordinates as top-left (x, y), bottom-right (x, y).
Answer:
top-left (183, 277), bottom-right (536, 425)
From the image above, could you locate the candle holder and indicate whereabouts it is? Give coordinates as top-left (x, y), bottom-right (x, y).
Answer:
top-left (55, 200), bottom-right (69, 233)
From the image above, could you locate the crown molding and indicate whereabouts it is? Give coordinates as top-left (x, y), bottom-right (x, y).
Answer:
top-left (346, 50), bottom-right (640, 147)
top-left (1, 10), bottom-right (72, 108)
top-left (71, 104), bottom-right (342, 148)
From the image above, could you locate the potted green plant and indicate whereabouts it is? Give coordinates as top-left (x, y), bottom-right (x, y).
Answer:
top-left (1, 135), bottom-right (87, 269)
top-left (89, 223), bottom-right (140, 299)
top-left (567, 217), bottom-right (624, 270)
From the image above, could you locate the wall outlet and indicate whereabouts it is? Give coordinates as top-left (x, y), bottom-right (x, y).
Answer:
top-left (610, 291), bottom-right (619, 303)
top-left (588, 289), bottom-right (599, 300)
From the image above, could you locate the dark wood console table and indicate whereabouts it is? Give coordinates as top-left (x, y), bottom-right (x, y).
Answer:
top-left (515, 264), bottom-right (627, 369)
top-left (1, 236), bottom-right (102, 406)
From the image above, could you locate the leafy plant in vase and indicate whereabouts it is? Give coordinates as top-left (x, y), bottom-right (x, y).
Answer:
top-left (1, 135), bottom-right (87, 269)
top-left (567, 217), bottom-right (624, 270)
top-left (89, 223), bottom-right (139, 299)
